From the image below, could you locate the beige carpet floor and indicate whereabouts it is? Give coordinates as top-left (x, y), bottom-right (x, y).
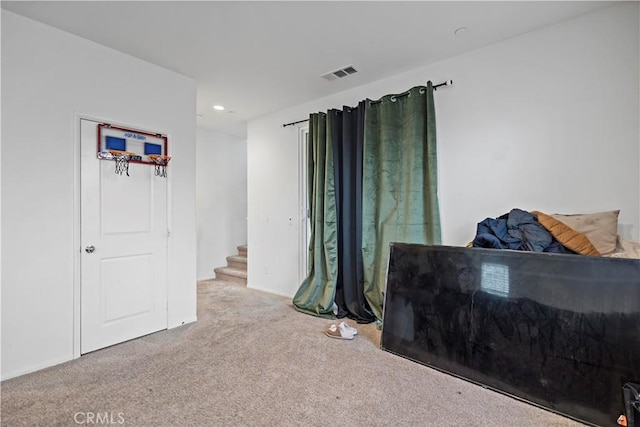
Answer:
top-left (1, 280), bottom-right (586, 426)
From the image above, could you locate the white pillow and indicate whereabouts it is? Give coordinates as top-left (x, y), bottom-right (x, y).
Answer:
top-left (550, 210), bottom-right (619, 255)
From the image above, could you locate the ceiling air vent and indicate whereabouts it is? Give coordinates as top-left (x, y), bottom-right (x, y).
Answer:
top-left (322, 65), bottom-right (358, 81)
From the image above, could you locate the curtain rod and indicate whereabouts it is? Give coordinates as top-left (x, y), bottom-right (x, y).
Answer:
top-left (282, 79), bottom-right (453, 128)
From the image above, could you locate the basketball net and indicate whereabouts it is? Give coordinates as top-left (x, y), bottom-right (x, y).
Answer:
top-left (148, 155), bottom-right (171, 178)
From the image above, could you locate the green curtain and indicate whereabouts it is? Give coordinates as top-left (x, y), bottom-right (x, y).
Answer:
top-left (293, 83), bottom-right (441, 322)
top-left (361, 84), bottom-right (441, 320)
top-left (292, 113), bottom-right (338, 318)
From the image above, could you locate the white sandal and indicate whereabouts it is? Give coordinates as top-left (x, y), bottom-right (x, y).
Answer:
top-left (339, 321), bottom-right (358, 336)
top-left (325, 323), bottom-right (355, 340)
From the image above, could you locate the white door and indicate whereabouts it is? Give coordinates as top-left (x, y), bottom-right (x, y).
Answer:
top-left (298, 127), bottom-right (310, 285)
top-left (80, 118), bottom-right (168, 354)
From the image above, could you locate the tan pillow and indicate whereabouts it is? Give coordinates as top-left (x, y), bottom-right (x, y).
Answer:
top-left (550, 210), bottom-right (619, 255)
top-left (532, 211), bottom-right (600, 256)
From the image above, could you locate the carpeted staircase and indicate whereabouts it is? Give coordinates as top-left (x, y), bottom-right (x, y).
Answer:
top-left (213, 245), bottom-right (247, 285)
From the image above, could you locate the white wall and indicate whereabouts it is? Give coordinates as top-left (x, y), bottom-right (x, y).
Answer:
top-left (196, 128), bottom-right (247, 280)
top-left (247, 3), bottom-right (640, 298)
top-left (0, 7), bottom-right (4, 381)
top-left (1, 11), bottom-right (197, 379)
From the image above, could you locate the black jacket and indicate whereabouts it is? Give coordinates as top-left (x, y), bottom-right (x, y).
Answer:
top-left (472, 208), bottom-right (568, 253)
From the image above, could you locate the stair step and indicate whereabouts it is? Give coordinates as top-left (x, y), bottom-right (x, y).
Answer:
top-left (214, 266), bottom-right (247, 284)
top-left (227, 255), bottom-right (247, 270)
top-left (213, 245), bottom-right (248, 285)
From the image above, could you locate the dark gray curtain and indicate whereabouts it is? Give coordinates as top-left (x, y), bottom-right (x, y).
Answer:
top-left (332, 104), bottom-right (376, 323)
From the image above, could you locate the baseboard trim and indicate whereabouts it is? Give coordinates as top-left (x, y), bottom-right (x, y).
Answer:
top-left (246, 284), bottom-right (293, 299)
top-left (168, 316), bottom-right (197, 329)
top-left (2, 355), bottom-right (74, 381)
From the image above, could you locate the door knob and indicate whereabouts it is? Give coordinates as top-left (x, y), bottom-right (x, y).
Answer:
top-left (85, 245), bottom-right (95, 254)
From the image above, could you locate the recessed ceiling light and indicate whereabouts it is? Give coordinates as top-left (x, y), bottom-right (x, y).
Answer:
top-left (213, 105), bottom-right (225, 111)
top-left (454, 27), bottom-right (468, 36)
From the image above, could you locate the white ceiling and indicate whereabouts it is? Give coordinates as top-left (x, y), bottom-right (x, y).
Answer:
top-left (2, 1), bottom-right (618, 138)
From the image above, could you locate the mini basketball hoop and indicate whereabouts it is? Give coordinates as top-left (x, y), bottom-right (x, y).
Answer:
top-left (98, 150), bottom-right (135, 176)
top-left (148, 154), bottom-right (171, 178)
